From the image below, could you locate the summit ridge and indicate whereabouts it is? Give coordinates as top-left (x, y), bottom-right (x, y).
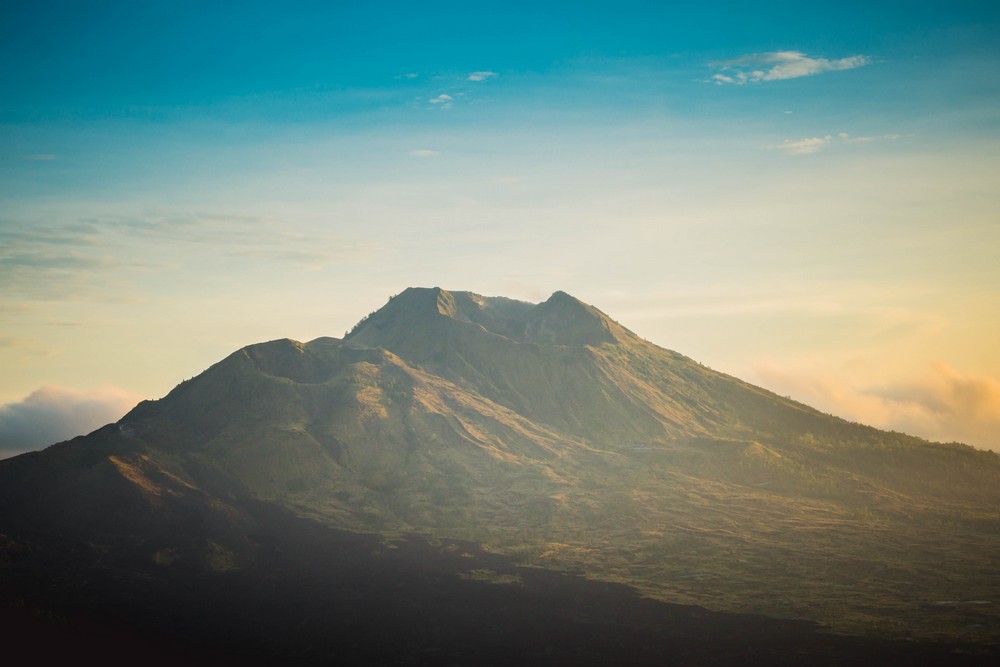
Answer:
top-left (348, 287), bottom-right (624, 346)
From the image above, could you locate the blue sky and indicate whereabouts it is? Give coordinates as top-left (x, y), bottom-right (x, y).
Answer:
top-left (2, 1), bottom-right (999, 455)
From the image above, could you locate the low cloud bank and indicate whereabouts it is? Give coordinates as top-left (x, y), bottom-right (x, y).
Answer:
top-left (752, 362), bottom-right (1000, 452)
top-left (0, 385), bottom-right (140, 459)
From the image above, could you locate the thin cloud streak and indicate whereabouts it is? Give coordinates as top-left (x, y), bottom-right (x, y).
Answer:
top-left (711, 51), bottom-right (870, 85)
top-left (768, 136), bottom-right (832, 155)
top-left (766, 132), bottom-right (901, 155)
top-left (467, 71), bottom-right (498, 82)
top-left (0, 211), bottom-right (382, 300)
top-left (0, 336), bottom-right (60, 357)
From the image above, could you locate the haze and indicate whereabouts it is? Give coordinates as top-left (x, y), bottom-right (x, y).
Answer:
top-left (2, 1), bottom-right (999, 456)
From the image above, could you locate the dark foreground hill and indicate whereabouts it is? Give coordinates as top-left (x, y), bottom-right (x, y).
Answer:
top-left (2, 287), bottom-right (999, 664)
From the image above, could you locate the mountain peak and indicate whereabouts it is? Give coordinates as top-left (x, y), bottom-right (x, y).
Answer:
top-left (547, 289), bottom-right (577, 302)
top-left (348, 287), bottom-right (626, 348)
top-left (522, 290), bottom-right (620, 346)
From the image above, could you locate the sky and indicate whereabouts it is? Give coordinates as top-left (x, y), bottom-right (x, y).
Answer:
top-left (2, 1), bottom-right (999, 456)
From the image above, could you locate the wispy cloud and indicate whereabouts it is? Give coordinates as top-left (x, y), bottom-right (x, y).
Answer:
top-left (408, 149), bottom-right (438, 158)
top-left (837, 132), bottom-right (901, 144)
top-left (417, 72), bottom-right (495, 111)
top-left (0, 211), bottom-right (382, 300)
top-left (225, 238), bottom-right (381, 271)
top-left (768, 136), bottom-right (833, 155)
top-left (766, 132), bottom-right (901, 155)
top-left (20, 154), bottom-right (58, 161)
top-left (467, 71), bottom-right (498, 82)
top-left (0, 385), bottom-right (141, 458)
top-left (0, 336), bottom-right (60, 356)
top-left (0, 247), bottom-right (153, 301)
top-left (710, 51), bottom-right (870, 85)
top-left (429, 94), bottom-right (454, 108)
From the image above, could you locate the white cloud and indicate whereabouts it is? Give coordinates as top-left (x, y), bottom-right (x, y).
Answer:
top-left (408, 149), bottom-right (438, 158)
top-left (0, 385), bottom-right (141, 458)
top-left (429, 94), bottom-right (454, 109)
top-left (711, 51), bottom-right (871, 85)
top-left (467, 71), bottom-right (498, 82)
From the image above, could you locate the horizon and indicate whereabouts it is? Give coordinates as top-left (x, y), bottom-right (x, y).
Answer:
top-left (2, 1), bottom-right (999, 455)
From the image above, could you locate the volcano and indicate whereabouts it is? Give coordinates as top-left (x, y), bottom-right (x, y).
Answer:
top-left (2, 288), bottom-right (998, 664)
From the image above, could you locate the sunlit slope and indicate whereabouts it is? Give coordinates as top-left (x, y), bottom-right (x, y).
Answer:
top-left (108, 286), bottom-right (997, 532)
top-left (345, 287), bottom-right (854, 443)
top-left (3, 287), bottom-right (1000, 640)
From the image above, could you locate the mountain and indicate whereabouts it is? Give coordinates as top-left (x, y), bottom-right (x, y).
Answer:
top-left (2, 287), bottom-right (999, 664)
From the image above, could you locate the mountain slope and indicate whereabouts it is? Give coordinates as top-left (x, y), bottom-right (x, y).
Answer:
top-left (2, 287), bottom-right (1000, 651)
